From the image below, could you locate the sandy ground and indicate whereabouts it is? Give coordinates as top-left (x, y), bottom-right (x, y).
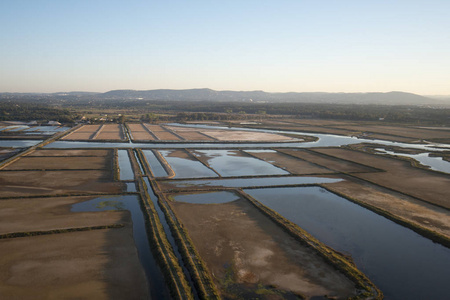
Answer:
top-left (247, 150), bottom-right (334, 175)
top-left (95, 124), bottom-right (124, 140)
top-left (314, 148), bottom-right (450, 208)
top-left (323, 180), bottom-right (450, 239)
top-left (0, 196), bottom-right (127, 234)
top-left (62, 125), bottom-right (100, 140)
top-left (170, 197), bottom-right (357, 299)
top-left (128, 124), bottom-right (156, 141)
top-left (0, 226), bottom-right (149, 300)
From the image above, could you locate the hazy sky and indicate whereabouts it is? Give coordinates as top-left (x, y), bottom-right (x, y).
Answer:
top-left (1, 1), bottom-right (449, 94)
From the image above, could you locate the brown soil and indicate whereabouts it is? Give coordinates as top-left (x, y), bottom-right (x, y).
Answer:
top-left (334, 125), bottom-right (450, 140)
top-left (315, 148), bottom-right (450, 208)
top-left (324, 180), bottom-right (450, 239)
top-left (0, 226), bottom-right (149, 300)
top-left (95, 124), bottom-right (124, 140)
top-left (3, 156), bottom-right (110, 170)
top-left (27, 149), bottom-right (111, 157)
top-left (62, 131), bottom-right (94, 140)
top-left (173, 131), bottom-right (213, 141)
top-left (170, 198), bottom-right (357, 299)
top-left (279, 149), bottom-right (378, 173)
top-left (0, 170), bottom-right (122, 197)
top-left (62, 125), bottom-right (100, 140)
top-left (248, 150), bottom-right (334, 175)
top-left (0, 196), bottom-right (127, 234)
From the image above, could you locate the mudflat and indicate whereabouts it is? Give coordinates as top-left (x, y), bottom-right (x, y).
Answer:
top-left (170, 197), bottom-right (357, 299)
top-left (0, 226), bottom-right (149, 300)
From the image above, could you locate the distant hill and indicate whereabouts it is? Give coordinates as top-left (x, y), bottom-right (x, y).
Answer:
top-left (0, 89), bottom-right (443, 106)
top-left (96, 89), bottom-right (436, 105)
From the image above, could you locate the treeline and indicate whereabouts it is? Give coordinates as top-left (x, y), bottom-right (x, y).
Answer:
top-left (120, 100), bottom-right (449, 125)
top-left (2, 96), bottom-right (450, 125)
top-left (0, 102), bottom-right (74, 122)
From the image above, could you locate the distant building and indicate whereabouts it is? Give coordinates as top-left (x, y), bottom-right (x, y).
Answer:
top-left (48, 121), bottom-right (61, 125)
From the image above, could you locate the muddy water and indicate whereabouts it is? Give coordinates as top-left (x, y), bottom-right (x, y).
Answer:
top-left (117, 150), bottom-right (134, 180)
top-left (192, 149), bottom-right (289, 177)
top-left (71, 195), bottom-right (171, 299)
top-left (167, 176), bottom-right (342, 189)
top-left (244, 187), bottom-right (450, 300)
top-left (159, 150), bottom-right (217, 179)
top-left (142, 150), bottom-right (168, 177)
top-left (172, 191), bottom-right (240, 204)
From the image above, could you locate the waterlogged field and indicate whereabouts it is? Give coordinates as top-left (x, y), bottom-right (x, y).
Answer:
top-left (1, 119), bottom-right (449, 299)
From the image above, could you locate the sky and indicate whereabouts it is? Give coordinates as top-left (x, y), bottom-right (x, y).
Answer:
top-left (1, 0), bottom-right (449, 95)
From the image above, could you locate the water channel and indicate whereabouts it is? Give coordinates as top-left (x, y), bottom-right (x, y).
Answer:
top-left (117, 150), bottom-right (134, 180)
top-left (71, 195), bottom-right (171, 299)
top-left (244, 186), bottom-right (450, 300)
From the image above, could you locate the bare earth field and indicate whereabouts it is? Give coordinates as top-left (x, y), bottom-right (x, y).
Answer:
top-left (0, 227), bottom-right (148, 300)
top-left (27, 149), bottom-right (111, 157)
top-left (0, 149), bottom-right (121, 197)
top-left (127, 123), bottom-right (156, 141)
top-left (3, 156), bottom-right (110, 170)
top-left (0, 196), bottom-right (126, 234)
top-left (0, 170), bottom-right (123, 198)
top-left (170, 197), bottom-right (357, 299)
top-left (314, 148), bottom-right (450, 209)
top-left (95, 124), bottom-right (125, 141)
top-left (247, 150), bottom-right (335, 175)
top-left (279, 149), bottom-right (379, 173)
top-left (62, 124), bottom-right (101, 140)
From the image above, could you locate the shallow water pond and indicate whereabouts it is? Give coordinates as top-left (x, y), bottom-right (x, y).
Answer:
top-left (191, 149), bottom-right (289, 177)
top-left (244, 186), bottom-right (450, 300)
top-left (142, 150), bottom-right (168, 177)
top-left (117, 150), bottom-right (134, 180)
top-left (159, 150), bottom-right (217, 178)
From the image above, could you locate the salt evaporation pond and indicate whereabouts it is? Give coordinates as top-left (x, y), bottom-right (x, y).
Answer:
top-left (71, 195), bottom-right (170, 299)
top-left (192, 149), bottom-right (289, 177)
top-left (244, 186), bottom-right (450, 300)
top-left (117, 150), bottom-right (134, 180)
top-left (142, 150), bottom-right (168, 177)
top-left (159, 150), bottom-right (217, 178)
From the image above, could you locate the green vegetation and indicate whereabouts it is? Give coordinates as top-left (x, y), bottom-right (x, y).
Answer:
top-left (0, 102), bottom-right (74, 122)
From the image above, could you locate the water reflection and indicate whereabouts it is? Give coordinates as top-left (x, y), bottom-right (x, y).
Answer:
top-left (244, 187), bottom-right (450, 300)
top-left (71, 195), bottom-right (170, 299)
